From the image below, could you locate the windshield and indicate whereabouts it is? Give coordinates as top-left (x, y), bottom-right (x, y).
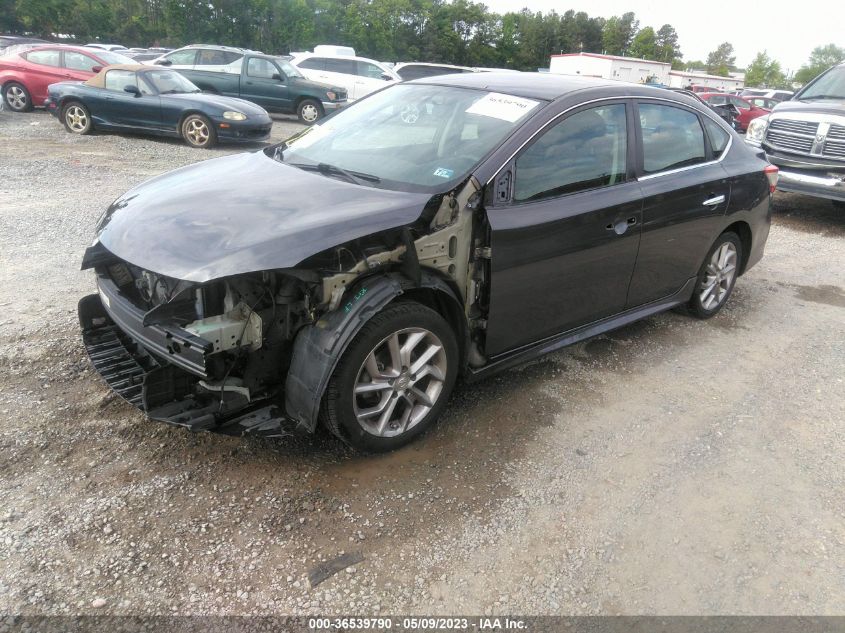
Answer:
top-left (276, 59), bottom-right (303, 79)
top-left (280, 84), bottom-right (541, 191)
top-left (144, 69), bottom-right (200, 94)
top-left (95, 50), bottom-right (136, 65)
top-left (798, 65), bottom-right (845, 100)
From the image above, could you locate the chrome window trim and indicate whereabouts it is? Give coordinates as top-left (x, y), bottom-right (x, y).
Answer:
top-left (488, 94), bottom-right (733, 188)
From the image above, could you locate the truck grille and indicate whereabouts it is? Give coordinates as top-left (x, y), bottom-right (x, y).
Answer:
top-left (765, 119), bottom-right (845, 161)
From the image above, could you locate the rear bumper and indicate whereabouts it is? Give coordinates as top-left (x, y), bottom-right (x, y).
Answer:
top-left (776, 168), bottom-right (845, 203)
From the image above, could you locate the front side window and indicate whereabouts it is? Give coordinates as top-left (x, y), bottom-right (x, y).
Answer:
top-left (706, 95), bottom-right (727, 105)
top-left (64, 51), bottom-right (98, 71)
top-left (196, 49), bottom-right (239, 66)
top-left (247, 57), bottom-right (278, 79)
top-left (729, 96), bottom-right (750, 110)
top-left (639, 103), bottom-right (706, 174)
top-left (282, 84), bottom-right (540, 192)
top-left (514, 104), bottom-right (627, 202)
top-left (325, 58), bottom-right (356, 75)
top-left (165, 49), bottom-right (197, 65)
top-left (796, 65), bottom-right (845, 100)
top-left (357, 61), bottom-right (385, 79)
top-left (277, 59), bottom-right (302, 78)
top-left (26, 49), bottom-right (60, 67)
top-left (104, 69), bottom-right (137, 92)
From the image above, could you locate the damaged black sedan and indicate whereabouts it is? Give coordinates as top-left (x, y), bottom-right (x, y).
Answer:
top-left (80, 73), bottom-right (776, 451)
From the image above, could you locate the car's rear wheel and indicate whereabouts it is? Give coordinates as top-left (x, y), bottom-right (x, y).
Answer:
top-left (297, 98), bottom-right (323, 125)
top-left (181, 114), bottom-right (217, 149)
top-left (62, 102), bottom-right (92, 134)
top-left (3, 82), bottom-right (32, 112)
top-left (686, 231), bottom-right (742, 318)
top-left (321, 301), bottom-right (459, 452)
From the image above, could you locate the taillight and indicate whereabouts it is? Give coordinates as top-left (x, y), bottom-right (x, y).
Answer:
top-left (764, 164), bottom-right (778, 193)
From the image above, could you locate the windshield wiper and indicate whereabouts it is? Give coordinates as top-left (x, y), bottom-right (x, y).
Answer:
top-left (288, 162), bottom-right (381, 185)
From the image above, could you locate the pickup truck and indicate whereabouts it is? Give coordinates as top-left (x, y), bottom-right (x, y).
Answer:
top-left (745, 61), bottom-right (845, 208)
top-left (165, 53), bottom-right (347, 124)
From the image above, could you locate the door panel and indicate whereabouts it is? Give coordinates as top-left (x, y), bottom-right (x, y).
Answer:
top-left (241, 58), bottom-right (291, 111)
top-left (626, 164), bottom-right (730, 307)
top-left (22, 49), bottom-right (64, 102)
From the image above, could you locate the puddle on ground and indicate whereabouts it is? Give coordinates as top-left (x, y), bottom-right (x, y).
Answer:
top-left (793, 284), bottom-right (845, 308)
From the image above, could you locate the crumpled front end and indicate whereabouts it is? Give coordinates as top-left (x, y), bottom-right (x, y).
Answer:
top-left (78, 253), bottom-right (311, 438)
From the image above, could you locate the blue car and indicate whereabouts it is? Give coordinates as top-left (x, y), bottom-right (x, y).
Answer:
top-left (44, 64), bottom-right (273, 148)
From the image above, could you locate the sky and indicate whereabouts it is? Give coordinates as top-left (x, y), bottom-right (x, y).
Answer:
top-left (482, 0), bottom-right (845, 75)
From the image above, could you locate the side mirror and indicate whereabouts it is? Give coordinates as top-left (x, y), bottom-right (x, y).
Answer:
top-left (91, 65), bottom-right (103, 73)
top-left (124, 85), bottom-right (141, 96)
top-left (272, 72), bottom-right (284, 81)
top-left (156, 59), bottom-right (172, 66)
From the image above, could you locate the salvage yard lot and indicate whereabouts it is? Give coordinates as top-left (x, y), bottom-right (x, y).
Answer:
top-left (0, 109), bottom-right (844, 614)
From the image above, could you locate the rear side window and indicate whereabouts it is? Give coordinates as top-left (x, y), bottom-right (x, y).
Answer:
top-left (325, 58), bottom-right (356, 75)
top-left (729, 96), bottom-right (750, 110)
top-left (702, 117), bottom-right (730, 159)
top-left (195, 49), bottom-right (240, 65)
top-left (165, 49), bottom-right (197, 65)
top-left (26, 49), bottom-right (60, 66)
top-left (706, 95), bottom-right (727, 105)
top-left (639, 103), bottom-right (706, 174)
top-left (104, 69), bottom-right (137, 91)
top-left (514, 104), bottom-right (628, 202)
top-left (297, 57), bottom-right (325, 70)
top-left (64, 51), bottom-right (98, 71)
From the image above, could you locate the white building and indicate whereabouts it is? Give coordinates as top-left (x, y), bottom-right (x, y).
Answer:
top-left (668, 70), bottom-right (745, 92)
top-left (549, 53), bottom-right (671, 84)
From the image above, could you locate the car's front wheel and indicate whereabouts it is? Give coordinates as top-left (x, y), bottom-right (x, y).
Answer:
top-left (297, 99), bottom-right (323, 125)
top-left (62, 102), bottom-right (92, 134)
top-left (687, 231), bottom-right (742, 318)
top-left (181, 114), bottom-right (217, 149)
top-left (3, 82), bottom-right (32, 112)
top-left (321, 301), bottom-right (459, 452)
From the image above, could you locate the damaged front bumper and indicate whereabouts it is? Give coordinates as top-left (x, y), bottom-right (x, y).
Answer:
top-left (78, 276), bottom-right (298, 438)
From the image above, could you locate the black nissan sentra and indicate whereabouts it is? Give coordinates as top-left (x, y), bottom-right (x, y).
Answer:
top-left (79, 73), bottom-right (776, 451)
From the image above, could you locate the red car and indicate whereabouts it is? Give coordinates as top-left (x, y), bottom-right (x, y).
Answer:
top-left (698, 92), bottom-right (771, 132)
top-left (1, 45), bottom-right (134, 112)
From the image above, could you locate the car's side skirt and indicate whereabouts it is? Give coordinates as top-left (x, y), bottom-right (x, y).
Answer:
top-left (467, 277), bottom-right (698, 382)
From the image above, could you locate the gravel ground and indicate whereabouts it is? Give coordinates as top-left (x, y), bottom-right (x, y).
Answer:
top-left (1, 109), bottom-right (844, 616)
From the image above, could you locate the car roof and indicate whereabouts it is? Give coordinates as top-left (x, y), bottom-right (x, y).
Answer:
top-left (25, 44), bottom-right (107, 55)
top-left (177, 44), bottom-right (257, 53)
top-left (409, 72), bottom-right (628, 101)
top-left (292, 51), bottom-right (383, 64)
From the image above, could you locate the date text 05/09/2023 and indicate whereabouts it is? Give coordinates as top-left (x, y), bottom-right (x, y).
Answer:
top-left (308, 616), bottom-right (528, 631)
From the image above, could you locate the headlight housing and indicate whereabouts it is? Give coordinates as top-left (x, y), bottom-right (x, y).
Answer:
top-left (745, 116), bottom-right (769, 146)
top-left (326, 91), bottom-right (337, 101)
top-left (223, 111), bottom-right (247, 121)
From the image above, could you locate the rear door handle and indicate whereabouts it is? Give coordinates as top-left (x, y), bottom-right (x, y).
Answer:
top-left (703, 194), bottom-right (726, 206)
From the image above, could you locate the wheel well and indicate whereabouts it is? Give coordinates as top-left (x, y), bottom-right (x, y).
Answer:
top-left (295, 96), bottom-right (320, 109)
top-left (177, 110), bottom-right (207, 133)
top-left (722, 221), bottom-right (752, 274)
top-left (393, 287), bottom-right (467, 367)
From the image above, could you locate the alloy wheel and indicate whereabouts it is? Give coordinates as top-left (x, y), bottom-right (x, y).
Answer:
top-left (65, 105), bottom-right (88, 132)
top-left (185, 119), bottom-right (210, 146)
top-left (6, 85), bottom-right (27, 110)
top-left (699, 242), bottom-right (738, 310)
top-left (352, 327), bottom-right (447, 438)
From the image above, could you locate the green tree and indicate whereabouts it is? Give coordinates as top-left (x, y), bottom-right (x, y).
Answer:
top-left (745, 50), bottom-right (786, 88)
top-left (601, 11), bottom-right (637, 56)
top-left (706, 41), bottom-right (735, 76)
top-left (794, 43), bottom-right (845, 85)
top-left (628, 26), bottom-right (656, 60)
top-left (654, 24), bottom-right (680, 63)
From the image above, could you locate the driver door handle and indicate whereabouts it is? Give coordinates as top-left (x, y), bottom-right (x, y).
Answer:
top-left (703, 194), bottom-right (726, 206)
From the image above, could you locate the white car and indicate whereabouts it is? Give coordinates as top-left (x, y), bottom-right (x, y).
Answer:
top-left (148, 44), bottom-right (260, 74)
top-left (289, 52), bottom-right (399, 101)
top-left (393, 62), bottom-right (476, 80)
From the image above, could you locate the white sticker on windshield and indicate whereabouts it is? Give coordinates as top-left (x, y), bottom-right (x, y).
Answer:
top-left (465, 92), bottom-right (539, 122)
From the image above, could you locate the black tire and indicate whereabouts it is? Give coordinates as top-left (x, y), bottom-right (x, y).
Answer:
top-left (61, 101), bottom-right (93, 134)
top-left (3, 81), bottom-right (32, 112)
top-left (181, 113), bottom-right (217, 149)
top-left (320, 301), bottom-right (459, 452)
top-left (686, 231), bottom-right (743, 319)
top-left (296, 98), bottom-right (323, 125)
